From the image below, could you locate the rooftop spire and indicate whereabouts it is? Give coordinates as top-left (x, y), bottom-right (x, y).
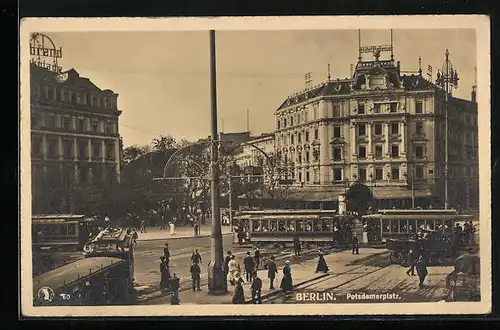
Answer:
top-left (358, 29), bottom-right (362, 62)
top-left (327, 62), bottom-right (331, 82)
top-left (390, 29), bottom-right (394, 61)
top-left (418, 56), bottom-right (422, 75)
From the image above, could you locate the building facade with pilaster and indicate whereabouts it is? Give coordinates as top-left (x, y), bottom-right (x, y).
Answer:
top-left (30, 63), bottom-right (123, 213)
top-left (273, 53), bottom-right (478, 209)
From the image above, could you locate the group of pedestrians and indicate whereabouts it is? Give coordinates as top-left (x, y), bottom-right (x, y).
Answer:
top-left (405, 247), bottom-right (429, 289)
top-left (223, 250), bottom-right (294, 304)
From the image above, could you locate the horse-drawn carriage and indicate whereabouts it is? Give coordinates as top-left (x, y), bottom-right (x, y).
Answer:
top-left (445, 254), bottom-right (480, 301)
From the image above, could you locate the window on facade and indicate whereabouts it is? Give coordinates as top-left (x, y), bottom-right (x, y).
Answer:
top-left (298, 152), bottom-right (302, 164)
top-left (31, 135), bottom-right (43, 157)
top-left (415, 166), bottom-right (424, 179)
top-left (79, 140), bottom-right (88, 159)
top-left (391, 122), bottom-right (399, 135)
top-left (283, 118), bottom-right (287, 127)
top-left (415, 101), bottom-right (423, 114)
top-left (358, 146), bottom-right (366, 159)
top-left (333, 168), bottom-right (342, 181)
top-left (466, 167), bottom-right (472, 177)
top-left (106, 142), bottom-right (115, 160)
top-left (105, 121), bottom-right (112, 134)
top-left (291, 134), bottom-right (295, 145)
top-left (277, 120), bottom-right (281, 129)
top-left (92, 142), bottom-right (101, 159)
top-left (375, 168), bottom-right (383, 180)
top-left (298, 172), bottom-right (302, 182)
top-left (359, 168), bottom-right (367, 182)
top-left (333, 104), bottom-right (341, 117)
top-left (91, 121), bottom-right (99, 133)
top-left (305, 151), bottom-right (310, 162)
top-left (298, 133), bottom-right (302, 143)
top-left (333, 126), bottom-right (341, 138)
top-left (46, 86), bottom-right (53, 100)
top-left (374, 103), bottom-right (381, 113)
top-left (61, 88), bottom-right (69, 102)
top-left (78, 118), bottom-right (87, 132)
top-left (375, 145), bottom-right (383, 159)
top-left (306, 171), bottom-right (310, 182)
top-left (358, 103), bottom-right (365, 114)
top-left (391, 167), bottom-right (400, 180)
top-left (314, 128), bottom-right (319, 140)
top-left (391, 144), bottom-right (399, 158)
top-left (47, 138), bottom-right (58, 159)
top-left (390, 103), bottom-right (398, 113)
top-left (45, 113), bottom-right (55, 129)
top-left (415, 145), bottom-right (424, 159)
top-left (305, 131), bottom-right (310, 142)
top-left (63, 140), bottom-right (73, 158)
top-left (374, 123), bottom-right (382, 135)
top-left (333, 147), bottom-right (342, 161)
top-left (416, 121), bottom-right (424, 134)
top-left (358, 124), bottom-right (366, 136)
top-left (63, 116), bottom-right (72, 130)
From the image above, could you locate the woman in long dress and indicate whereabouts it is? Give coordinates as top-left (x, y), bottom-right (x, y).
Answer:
top-left (232, 274), bottom-right (245, 304)
top-left (280, 260), bottom-right (293, 293)
top-left (227, 255), bottom-right (240, 286)
top-left (315, 249), bottom-right (329, 273)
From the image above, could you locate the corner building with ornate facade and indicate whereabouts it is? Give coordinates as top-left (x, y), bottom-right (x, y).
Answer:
top-left (274, 53), bottom-right (478, 209)
top-left (30, 63), bottom-right (123, 213)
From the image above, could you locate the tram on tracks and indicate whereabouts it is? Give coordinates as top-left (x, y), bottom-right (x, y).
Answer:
top-left (361, 209), bottom-right (475, 243)
top-left (233, 209), bottom-right (356, 247)
top-left (33, 256), bottom-right (132, 306)
top-left (32, 214), bottom-right (97, 252)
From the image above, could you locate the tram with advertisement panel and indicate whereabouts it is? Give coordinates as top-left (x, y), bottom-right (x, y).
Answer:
top-left (33, 256), bottom-right (132, 306)
top-left (233, 209), bottom-right (356, 247)
top-left (83, 226), bottom-right (135, 287)
top-left (32, 214), bottom-right (97, 251)
top-left (361, 209), bottom-right (475, 243)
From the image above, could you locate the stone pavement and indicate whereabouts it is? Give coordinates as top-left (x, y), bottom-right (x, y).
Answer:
top-left (149, 247), bottom-right (385, 305)
top-left (136, 224), bottom-right (232, 241)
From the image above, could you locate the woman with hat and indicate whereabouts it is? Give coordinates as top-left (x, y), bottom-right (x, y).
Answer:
top-left (280, 260), bottom-right (293, 293)
top-left (315, 249), bottom-right (329, 273)
top-left (232, 273), bottom-right (245, 304)
top-left (228, 255), bottom-right (240, 286)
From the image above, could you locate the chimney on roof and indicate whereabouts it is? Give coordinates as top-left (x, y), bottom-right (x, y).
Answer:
top-left (471, 86), bottom-right (477, 103)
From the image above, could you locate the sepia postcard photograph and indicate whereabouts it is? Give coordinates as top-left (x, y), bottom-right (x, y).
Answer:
top-left (19, 15), bottom-right (491, 317)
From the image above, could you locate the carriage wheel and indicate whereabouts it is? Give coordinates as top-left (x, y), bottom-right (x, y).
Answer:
top-left (389, 251), bottom-right (402, 264)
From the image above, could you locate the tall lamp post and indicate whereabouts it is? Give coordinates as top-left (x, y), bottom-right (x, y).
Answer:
top-left (436, 49), bottom-right (459, 210)
top-left (403, 169), bottom-right (415, 209)
top-left (207, 30), bottom-right (227, 294)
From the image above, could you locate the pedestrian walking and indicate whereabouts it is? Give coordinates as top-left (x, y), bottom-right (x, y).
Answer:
top-left (406, 248), bottom-right (416, 276)
top-left (224, 251), bottom-right (232, 276)
top-left (293, 235), bottom-right (301, 256)
top-left (254, 246), bottom-right (262, 270)
top-left (140, 220), bottom-right (147, 233)
top-left (194, 221), bottom-right (199, 237)
top-left (131, 229), bottom-right (138, 246)
top-left (266, 256), bottom-right (278, 290)
top-left (159, 257), bottom-right (170, 290)
top-left (315, 249), bottom-right (329, 273)
top-left (251, 271), bottom-right (262, 304)
top-left (232, 275), bottom-right (245, 304)
top-left (416, 252), bottom-right (428, 289)
top-left (191, 249), bottom-right (202, 265)
top-left (243, 251), bottom-right (255, 282)
top-left (228, 255), bottom-right (240, 286)
top-left (352, 234), bottom-right (359, 255)
top-left (169, 221), bottom-right (176, 236)
top-left (280, 260), bottom-right (293, 293)
top-left (160, 214), bottom-right (166, 230)
top-left (164, 243), bottom-right (170, 267)
top-left (190, 262), bottom-right (201, 292)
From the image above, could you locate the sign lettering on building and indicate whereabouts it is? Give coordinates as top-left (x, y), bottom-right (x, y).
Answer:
top-left (30, 33), bottom-right (63, 74)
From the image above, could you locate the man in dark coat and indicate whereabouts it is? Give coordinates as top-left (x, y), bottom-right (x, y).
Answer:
top-left (159, 256), bottom-right (170, 290)
top-left (280, 260), bottom-right (293, 293)
top-left (416, 252), bottom-right (428, 289)
top-left (406, 248), bottom-right (416, 276)
top-left (191, 249), bottom-right (202, 265)
top-left (223, 250), bottom-right (232, 276)
top-left (266, 256), bottom-right (278, 289)
top-left (243, 251), bottom-right (255, 282)
top-left (190, 262), bottom-right (201, 291)
top-left (163, 243), bottom-right (171, 267)
top-left (293, 236), bottom-right (301, 256)
top-left (254, 247), bottom-right (262, 270)
top-left (352, 234), bottom-right (359, 255)
top-left (315, 249), bottom-right (329, 273)
top-left (251, 271), bottom-right (262, 304)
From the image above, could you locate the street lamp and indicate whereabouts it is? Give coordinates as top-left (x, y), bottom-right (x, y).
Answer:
top-left (436, 49), bottom-right (459, 209)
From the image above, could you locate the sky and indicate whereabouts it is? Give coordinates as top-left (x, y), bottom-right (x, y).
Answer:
top-left (44, 29), bottom-right (477, 148)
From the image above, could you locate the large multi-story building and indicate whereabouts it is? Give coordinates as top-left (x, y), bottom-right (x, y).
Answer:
top-left (235, 133), bottom-right (275, 168)
top-left (30, 63), bottom-right (123, 213)
top-left (273, 50), bottom-right (478, 209)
